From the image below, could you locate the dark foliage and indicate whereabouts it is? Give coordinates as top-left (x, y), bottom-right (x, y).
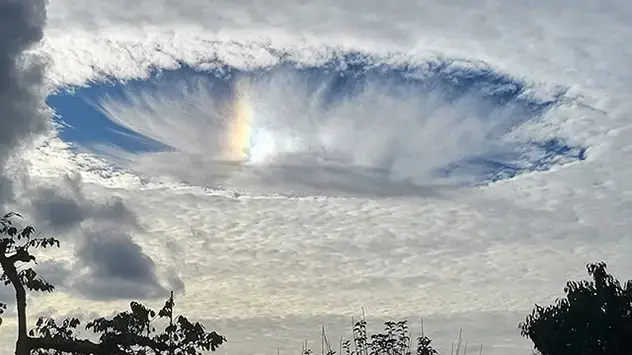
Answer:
top-left (0, 212), bottom-right (225, 355)
top-left (303, 319), bottom-right (439, 355)
top-left (520, 261), bottom-right (632, 355)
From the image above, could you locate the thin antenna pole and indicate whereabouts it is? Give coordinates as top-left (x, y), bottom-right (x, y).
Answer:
top-left (169, 290), bottom-right (174, 355)
top-left (322, 325), bottom-right (325, 355)
top-left (339, 336), bottom-right (343, 355)
top-left (455, 329), bottom-right (463, 355)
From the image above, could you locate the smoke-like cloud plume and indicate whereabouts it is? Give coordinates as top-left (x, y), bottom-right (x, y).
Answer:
top-left (0, 0), bottom-right (49, 208)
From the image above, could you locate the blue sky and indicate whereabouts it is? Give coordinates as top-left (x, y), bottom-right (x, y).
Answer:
top-left (48, 55), bottom-right (586, 186)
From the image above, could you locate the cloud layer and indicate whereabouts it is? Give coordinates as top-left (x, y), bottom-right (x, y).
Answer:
top-left (0, 0), bottom-right (630, 354)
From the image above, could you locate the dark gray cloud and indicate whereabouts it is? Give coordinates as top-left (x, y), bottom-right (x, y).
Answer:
top-left (24, 174), bottom-right (180, 302)
top-left (20, 172), bottom-right (171, 302)
top-left (36, 259), bottom-right (73, 289)
top-left (72, 230), bottom-right (169, 301)
top-left (81, 231), bottom-right (157, 282)
top-left (31, 188), bottom-right (87, 230)
top-left (28, 174), bottom-right (138, 232)
top-left (0, 0), bottom-right (49, 209)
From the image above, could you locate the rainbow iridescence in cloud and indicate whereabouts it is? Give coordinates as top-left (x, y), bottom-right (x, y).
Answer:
top-left (225, 84), bottom-right (254, 161)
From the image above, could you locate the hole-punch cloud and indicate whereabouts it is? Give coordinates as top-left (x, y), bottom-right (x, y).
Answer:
top-left (49, 55), bottom-right (587, 198)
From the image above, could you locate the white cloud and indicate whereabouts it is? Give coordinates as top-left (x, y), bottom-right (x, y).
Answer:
top-left (42, 0), bottom-right (632, 99)
top-left (1, 0), bottom-right (631, 354)
top-left (89, 64), bottom-right (577, 193)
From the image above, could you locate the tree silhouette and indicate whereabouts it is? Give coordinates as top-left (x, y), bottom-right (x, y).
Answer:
top-left (519, 261), bottom-right (632, 355)
top-left (303, 319), bottom-right (439, 355)
top-left (0, 212), bottom-right (225, 355)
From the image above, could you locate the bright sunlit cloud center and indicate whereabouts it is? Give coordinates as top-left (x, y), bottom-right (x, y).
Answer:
top-left (247, 127), bottom-right (277, 164)
top-left (245, 123), bottom-right (307, 165)
top-left (231, 84), bottom-right (304, 165)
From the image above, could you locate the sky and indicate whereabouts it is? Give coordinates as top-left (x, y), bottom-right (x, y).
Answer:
top-left (1, 0), bottom-right (632, 354)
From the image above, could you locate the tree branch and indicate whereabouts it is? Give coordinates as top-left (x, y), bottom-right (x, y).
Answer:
top-left (0, 238), bottom-right (12, 253)
top-left (105, 333), bottom-right (172, 352)
top-left (27, 336), bottom-right (118, 354)
top-left (8, 249), bottom-right (34, 264)
top-left (26, 333), bottom-right (172, 354)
